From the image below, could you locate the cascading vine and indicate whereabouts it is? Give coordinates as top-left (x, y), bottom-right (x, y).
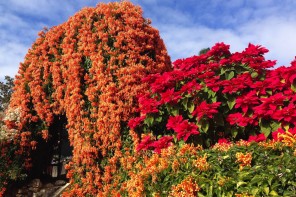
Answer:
top-left (7, 1), bottom-right (171, 196)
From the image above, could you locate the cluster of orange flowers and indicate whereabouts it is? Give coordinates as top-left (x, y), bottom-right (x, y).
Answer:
top-left (278, 130), bottom-right (296, 147)
top-left (8, 1), bottom-right (171, 195)
top-left (194, 154), bottom-right (210, 171)
top-left (235, 152), bottom-right (252, 171)
top-left (169, 176), bottom-right (200, 197)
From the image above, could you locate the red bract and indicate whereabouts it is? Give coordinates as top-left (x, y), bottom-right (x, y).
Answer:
top-left (207, 42), bottom-right (231, 57)
top-left (192, 101), bottom-right (221, 120)
top-left (136, 135), bottom-right (154, 152)
top-left (205, 76), bottom-right (221, 92)
top-left (138, 95), bottom-right (159, 114)
top-left (128, 116), bottom-right (146, 129)
top-left (253, 104), bottom-right (274, 118)
top-left (179, 80), bottom-right (202, 94)
top-left (160, 88), bottom-right (182, 104)
top-left (167, 115), bottom-right (199, 141)
top-left (218, 138), bottom-right (230, 144)
top-left (151, 136), bottom-right (173, 154)
top-left (227, 113), bottom-right (251, 127)
top-left (174, 120), bottom-right (199, 141)
top-left (272, 128), bottom-right (285, 141)
top-left (250, 80), bottom-right (270, 95)
top-left (167, 115), bottom-right (184, 130)
top-left (271, 104), bottom-right (296, 124)
top-left (260, 93), bottom-right (287, 111)
top-left (150, 72), bottom-right (174, 93)
top-left (248, 133), bottom-right (266, 142)
top-left (235, 91), bottom-right (259, 113)
top-left (222, 74), bottom-right (251, 94)
top-left (242, 43), bottom-right (269, 57)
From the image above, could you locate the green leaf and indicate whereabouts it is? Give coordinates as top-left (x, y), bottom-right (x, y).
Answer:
top-left (227, 96), bottom-right (236, 110)
top-left (251, 72), bottom-right (258, 78)
top-left (237, 181), bottom-right (247, 188)
top-left (171, 107), bottom-right (179, 116)
top-left (231, 128), bottom-right (238, 138)
top-left (266, 90), bottom-right (273, 95)
top-left (226, 71), bottom-right (235, 80)
top-left (271, 121), bottom-right (280, 132)
top-left (207, 89), bottom-right (216, 99)
top-left (167, 105), bottom-right (180, 116)
top-left (211, 96), bottom-right (217, 102)
top-left (144, 115), bottom-right (154, 127)
top-left (197, 193), bottom-right (206, 197)
top-left (155, 116), bottom-right (162, 123)
top-left (269, 190), bottom-right (279, 196)
top-left (267, 176), bottom-right (273, 186)
top-left (250, 175), bottom-right (263, 186)
top-left (251, 188), bottom-right (259, 196)
top-left (198, 119), bottom-right (209, 133)
top-left (188, 102), bottom-right (195, 113)
top-left (259, 119), bottom-right (272, 137)
top-left (291, 83), bottom-right (296, 92)
top-left (220, 67), bottom-right (226, 75)
top-left (182, 97), bottom-right (188, 110)
top-left (263, 186), bottom-right (270, 195)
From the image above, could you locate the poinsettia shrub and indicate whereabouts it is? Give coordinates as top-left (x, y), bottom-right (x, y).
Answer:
top-left (129, 42), bottom-right (296, 151)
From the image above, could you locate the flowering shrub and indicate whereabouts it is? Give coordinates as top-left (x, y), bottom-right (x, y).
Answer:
top-left (129, 42), bottom-right (296, 152)
top-left (111, 139), bottom-right (296, 196)
top-left (0, 108), bottom-right (25, 194)
top-left (6, 1), bottom-right (171, 195)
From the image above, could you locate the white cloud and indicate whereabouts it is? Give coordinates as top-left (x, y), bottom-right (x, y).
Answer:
top-left (2, 0), bottom-right (296, 82)
top-left (158, 15), bottom-right (296, 67)
top-left (0, 42), bottom-right (28, 79)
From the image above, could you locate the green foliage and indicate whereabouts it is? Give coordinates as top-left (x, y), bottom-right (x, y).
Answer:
top-left (0, 76), bottom-right (14, 111)
top-left (116, 141), bottom-right (296, 196)
top-left (199, 48), bottom-right (210, 55)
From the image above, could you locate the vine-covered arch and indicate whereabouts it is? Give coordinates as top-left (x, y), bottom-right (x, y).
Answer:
top-left (9, 1), bottom-right (171, 195)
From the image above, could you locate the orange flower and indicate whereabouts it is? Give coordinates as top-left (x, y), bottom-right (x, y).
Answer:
top-left (172, 159), bottom-right (180, 172)
top-left (30, 140), bottom-right (37, 150)
top-left (194, 154), bottom-right (210, 171)
top-left (8, 1), bottom-right (171, 195)
top-left (169, 176), bottom-right (200, 197)
top-left (236, 152), bottom-right (252, 170)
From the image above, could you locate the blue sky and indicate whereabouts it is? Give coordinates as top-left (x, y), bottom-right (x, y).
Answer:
top-left (2, 0), bottom-right (296, 81)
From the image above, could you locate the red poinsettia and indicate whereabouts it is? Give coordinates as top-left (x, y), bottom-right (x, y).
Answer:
top-left (272, 128), bottom-right (285, 141)
top-left (160, 88), bottom-right (182, 104)
top-left (128, 116), bottom-right (146, 129)
top-left (192, 101), bottom-right (221, 120)
top-left (166, 115), bottom-right (199, 141)
top-left (136, 135), bottom-right (154, 152)
top-left (248, 133), bottom-right (266, 142)
top-left (138, 95), bottom-right (159, 114)
top-left (235, 91), bottom-right (259, 113)
top-left (217, 138), bottom-right (231, 144)
top-left (271, 104), bottom-right (296, 124)
top-left (222, 73), bottom-right (251, 94)
top-left (166, 115), bottom-right (184, 130)
top-left (150, 136), bottom-right (174, 154)
top-left (226, 113), bottom-right (252, 127)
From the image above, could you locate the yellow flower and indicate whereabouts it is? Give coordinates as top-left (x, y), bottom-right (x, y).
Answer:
top-left (169, 176), bottom-right (200, 197)
top-left (236, 152), bottom-right (252, 170)
top-left (194, 154), bottom-right (210, 171)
